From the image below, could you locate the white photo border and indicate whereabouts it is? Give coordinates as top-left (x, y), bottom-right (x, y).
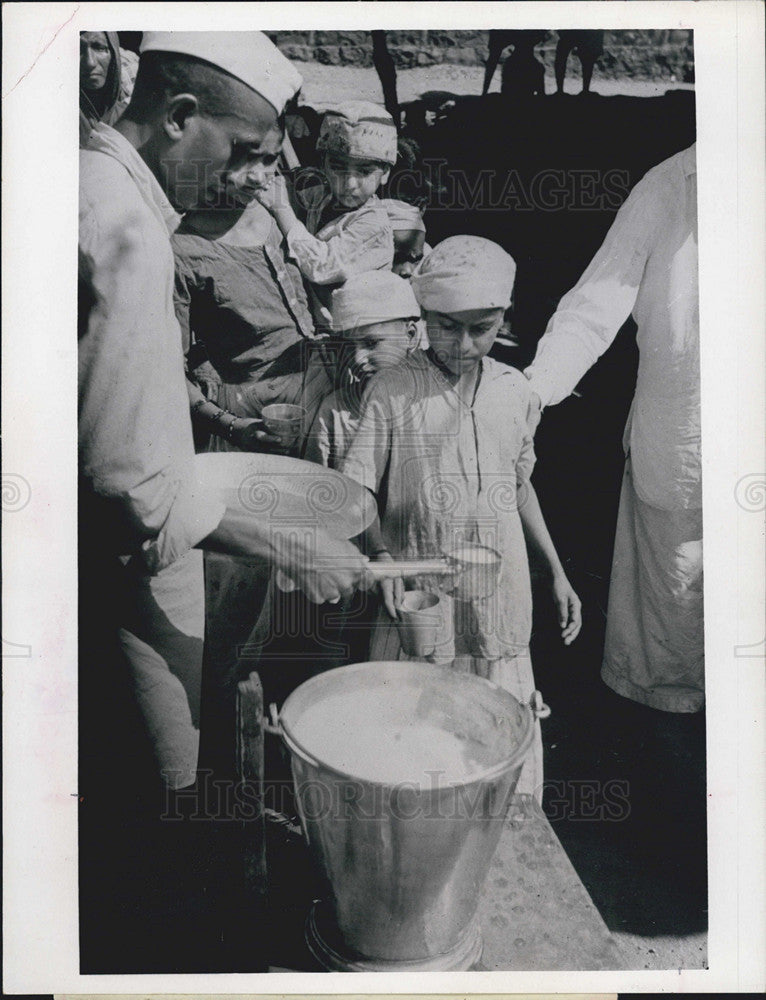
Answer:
top-left (3, 1), bottom-right (765, 993)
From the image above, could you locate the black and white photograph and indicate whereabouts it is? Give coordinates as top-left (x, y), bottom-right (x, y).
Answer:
top-left (3, 1), bottom-right (765, 993)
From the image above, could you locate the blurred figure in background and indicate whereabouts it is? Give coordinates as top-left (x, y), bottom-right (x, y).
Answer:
top-left (555, 30), bottom-right (605, 95)
top-left (501, 32), bottom-right (547, 99)
top-left (79, 31), bottom-right (138, 143)
top-left (482, 29), bottom-right (548, 95)
top-left (372, 30), bottom-right (399, 124)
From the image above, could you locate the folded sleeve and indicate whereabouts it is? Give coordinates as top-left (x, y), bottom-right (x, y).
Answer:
top-left (285, 205), bottom-right (394, 285)
top-left (139, 467), bottom-right (224, 574)
top-left (524, 177), bottom-right (658, 407)
top-left (78, 178), bottom-right (224, 572)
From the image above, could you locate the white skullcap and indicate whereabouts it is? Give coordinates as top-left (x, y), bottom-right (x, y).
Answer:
top-left (412, 235), bottom-right (516, 313)
top-left (380, 198), bottom-right (426, 233)
top-left (140, 31), bottom-right (302, 115)
top-left (331, 271), bottom-right (420, 333)
top-left (317, 100), bottom-right (398, 166)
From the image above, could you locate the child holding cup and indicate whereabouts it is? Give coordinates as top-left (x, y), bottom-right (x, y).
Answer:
top-left (342, 236), bottom-right (582, 802)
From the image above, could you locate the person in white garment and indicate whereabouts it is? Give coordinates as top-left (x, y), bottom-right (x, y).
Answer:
top-left (79, 32), bottom-right (367, 797)
top-left (524, 144), bottom-right (701, 717)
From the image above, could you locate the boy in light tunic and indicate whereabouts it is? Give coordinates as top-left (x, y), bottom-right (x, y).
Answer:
top-left (342, 236), bottom-right (582, 802)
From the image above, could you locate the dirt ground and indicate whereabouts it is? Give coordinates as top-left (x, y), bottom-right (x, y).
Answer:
top-left (295, 61), bottom-right (695, 109)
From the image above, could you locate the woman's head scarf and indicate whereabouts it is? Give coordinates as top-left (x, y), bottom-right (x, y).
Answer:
top-left (79, 31), bottom-right (123, 144)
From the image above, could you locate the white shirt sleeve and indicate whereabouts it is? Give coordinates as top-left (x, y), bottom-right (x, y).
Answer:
top-left (524, 178), bottom-right (658, 408)
top-left (78, 174), bottom-right (224, 572)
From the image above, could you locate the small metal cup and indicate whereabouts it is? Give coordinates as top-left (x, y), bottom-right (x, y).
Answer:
top-left (261, 403), bottom-right (306, 447)
top-left (396, 590), bottom-right (441, 657)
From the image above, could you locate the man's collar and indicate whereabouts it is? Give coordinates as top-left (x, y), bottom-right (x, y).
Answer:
top-left (83, 122), bottom-right (182, 234)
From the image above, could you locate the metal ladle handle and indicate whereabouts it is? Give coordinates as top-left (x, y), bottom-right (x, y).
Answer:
top-left (363, 558), bottom-right (454, 580)
top-left (275, 558), bottom-right (455, 595)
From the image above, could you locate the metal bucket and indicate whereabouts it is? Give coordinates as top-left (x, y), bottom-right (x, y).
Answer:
top-left (279, 660), bottom-right (542, 971)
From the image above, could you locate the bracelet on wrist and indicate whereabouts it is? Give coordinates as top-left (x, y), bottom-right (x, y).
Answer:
top-left (371, 548), bottom-right (390, 557)
top-left (215, 409), bottom-right (239, 440)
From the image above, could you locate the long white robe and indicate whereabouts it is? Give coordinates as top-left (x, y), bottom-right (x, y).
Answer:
top-left (526, 145), bottom-right (702, 712)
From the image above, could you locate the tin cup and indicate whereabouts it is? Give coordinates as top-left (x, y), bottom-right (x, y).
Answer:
top-left (261, 403), bottom-right (306, 448)
top-left (397, 590), bottom-right (441, 658)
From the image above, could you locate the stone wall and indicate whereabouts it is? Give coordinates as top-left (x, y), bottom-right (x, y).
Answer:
top-left (266, 29), bottom-right (694, 82)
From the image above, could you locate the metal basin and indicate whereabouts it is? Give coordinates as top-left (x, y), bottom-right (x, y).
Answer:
top-left (279, 660), bottom-right (539, 969)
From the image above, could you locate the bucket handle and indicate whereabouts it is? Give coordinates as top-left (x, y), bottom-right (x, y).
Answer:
top-left (267, 701), bottom-right (331, 771)
top-left (262, 702), bottom-right (281, 738)
top-left (530, 690), bottom-right (551, 720)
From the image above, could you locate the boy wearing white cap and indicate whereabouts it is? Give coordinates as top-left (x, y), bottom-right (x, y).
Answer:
top-left (342, 236), bottom-right (582, 803)
top-left (256, 100), bottom-right (396, 327)
top-left (380, 198), bottom-right (428, 279)
top-left (304, 270), bottom-right (420, 468)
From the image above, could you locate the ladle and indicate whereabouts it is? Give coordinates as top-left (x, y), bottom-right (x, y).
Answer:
top-left (277, 543), bottom-right (502, 601)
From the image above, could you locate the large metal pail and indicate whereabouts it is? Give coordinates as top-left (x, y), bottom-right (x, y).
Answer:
top-left (279, 660), bottom-right (541, 971)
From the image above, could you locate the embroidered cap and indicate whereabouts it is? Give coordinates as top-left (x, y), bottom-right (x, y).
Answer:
top-left (317, 100), bottom-right (398, 166)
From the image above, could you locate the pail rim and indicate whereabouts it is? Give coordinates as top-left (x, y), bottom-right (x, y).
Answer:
top-left (279, 660), bottom-right (536, 789)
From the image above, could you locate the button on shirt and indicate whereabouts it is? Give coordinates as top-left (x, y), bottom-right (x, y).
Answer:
top-left (525, 145), bottom-right (699, 511)
top-left (79, 123), bottom-right (224, 572)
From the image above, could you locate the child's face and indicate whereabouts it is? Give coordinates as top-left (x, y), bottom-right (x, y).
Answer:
top-left (425, 307), bottom-right (505, 375)
top-left (324, 153), bottom-right (390, 209)
top-left (392, 229), bottom-right (426, 279)
top-left (343, 319), bottom-right (414, 378)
